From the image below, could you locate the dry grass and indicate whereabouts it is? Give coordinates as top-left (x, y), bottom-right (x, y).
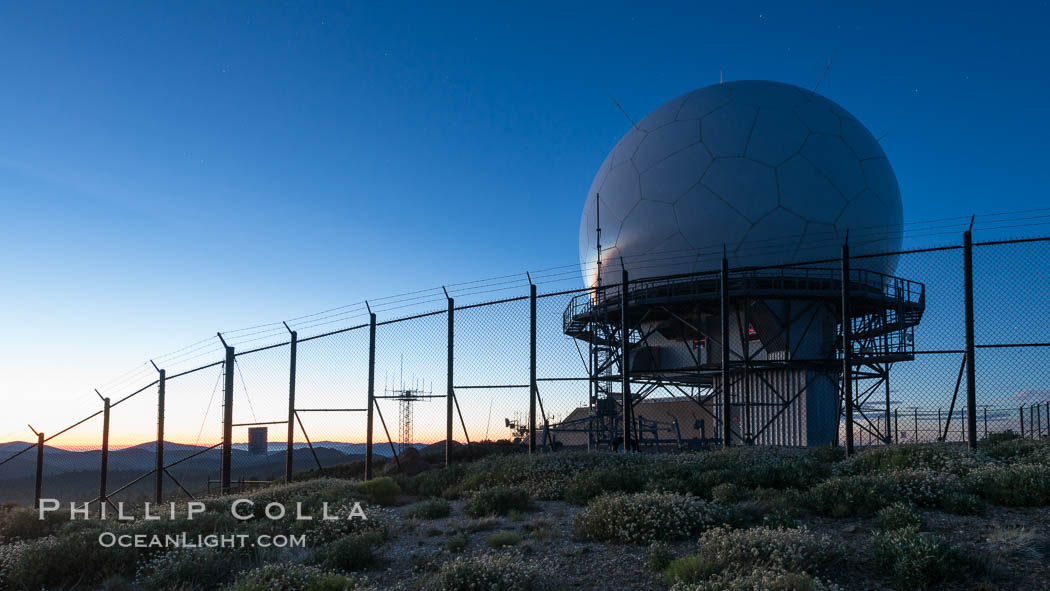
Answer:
top-left (985, 526), bottom-right (1042, 559)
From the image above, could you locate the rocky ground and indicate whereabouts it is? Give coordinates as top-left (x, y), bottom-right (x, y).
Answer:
top-left (359, 497), bottom-right (1050, 591)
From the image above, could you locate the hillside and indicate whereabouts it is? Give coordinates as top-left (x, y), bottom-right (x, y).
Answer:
top-left (0, 440), bottom-right (424, 506)
top-left (0, 436), bottom-right (1048, 590)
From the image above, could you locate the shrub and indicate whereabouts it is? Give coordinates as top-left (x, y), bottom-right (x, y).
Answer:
top-left (695, 526), bottom-right (840, 575)
top-left (711, 482), bottom-right (748, 503)
top-left (215, 479), bottom-right (363, 518)
top-left (486, 530), bottom-right (523, 548)
top-left (877, 469), bottom-right (963, 507)
top-left (718, 448), bottom-right (830, 489)
top-left (668, 568), bottom-right (841, 591)
top-left (807, 475), bottom-right (884, 517)
top-left (723, 500), bottom-right (766, 528)
top-left (646, 541), bottom-right (674, 570)
top-left (752, 487), bottom-right (804, 514)
top-left (0, 531), bottom-right (142, 589)
top-left (465, 486), bottom-right (531, 517)
top-left (289, 504), bottom-right (392, 545)
top-left (460, 452), bottom-right (640, 500)
top-left (809, 471), bottom-right (961, 516)
top-left (400, 465), bottom-right (463, 498)
top-left (358, 477), bottom-right (401, 506)
top-left (524, 518), bottom-right (554, 541)
top-left (689, 469), bottom-right (737, 498)
top-left (844, 444), bottom-right (987, 476)
top-left (466, 517), bottom-right (501, 533)
top-left (572, 492), bottom-right (727, 544)
top-left (941, 492), bottom-right (985, 515)
top-left (310, 532), bottom-right (383, 572)
top-left (136, 548), bottom-right (247, 589)
top-left (965, 464), bottom-right (1050, 506)
top-left (872, 527), bottom-right (977, 588)
top-left (408, 551), bottom-right (442, 573)
top-left (662, 554), bottom-right (719, 586)
top-left (872, 502), bottom-right (923, 531)
top-left (812, 445), bottom-right (846, 464)
top-left (222, 563), bottom-right (360, 591)
top-left (446, 532), bottom-right (470, 553)
top-left (762, 509), bottom-right (799, 529)
top-left (100, 575), bottom-right (134, 591)
top-left (436, 551), bottom-right (539, 591)
top-left (563, 466), bottom-right (645, 505)
top-left (403, 498), bottom-right (451, 520)
top-left (0, 506), bottom-right (64, 542)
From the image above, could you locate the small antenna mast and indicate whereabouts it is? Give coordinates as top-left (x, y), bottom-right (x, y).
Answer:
top-left (809, 51), bottom-right (836, 101)
top-left (608, 95), bottom-right (641, 131)
top-left (595, 193), bottom-right (603, 289)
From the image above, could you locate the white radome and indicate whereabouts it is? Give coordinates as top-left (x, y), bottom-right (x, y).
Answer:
top-left (579, 80), bottom-right (903, 288)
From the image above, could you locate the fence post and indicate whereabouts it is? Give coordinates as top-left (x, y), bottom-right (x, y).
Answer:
top-left (155, 367), bottom-right (165, 504)
top-left (721, 255), bottom-right (731, 448)
top-left (445, 295), bottom-right (455, 467)
top-left (984, 407), bottom-right (988, 438)
top-left (914, 408), bottom-right (918, 442)
top-left (529, 283), bottom-right (537, 454)
top-left (221, 344), bottom-right (235, 494)
top-left (963, 229), bottom-right (977, 449)
top-left (621, 268), bottom-right (632, 452)
top-left (842, 242), bottom-right (854, 456)
top-left (884, 376), bottom-right (892, 444)
top-left (1020, 406), bottom-right (1025, 438)
top-left (99, 396), bottom-right (110, 509)
top-left (894, 408), bottom-right (899, 444)
top-left (286, 329), bottom-right (297, 483)
top-left (365, 313), bottom-right (376, 479)
top-left (34, 431), bottom-right (44, 509)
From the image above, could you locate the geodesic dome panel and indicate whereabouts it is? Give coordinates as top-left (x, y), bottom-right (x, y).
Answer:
top-left (579, 80), bottom-right (902, 287)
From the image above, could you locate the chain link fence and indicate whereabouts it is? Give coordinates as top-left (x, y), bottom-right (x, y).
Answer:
top-left (3, 233), bottom-right (1049, 507)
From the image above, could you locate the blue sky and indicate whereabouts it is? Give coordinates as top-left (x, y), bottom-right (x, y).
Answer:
top-left (1, 2), bottom-right (1049, 441)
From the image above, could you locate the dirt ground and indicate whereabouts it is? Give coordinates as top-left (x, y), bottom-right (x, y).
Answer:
top-left (357, 499), bottom-right (1050, 591)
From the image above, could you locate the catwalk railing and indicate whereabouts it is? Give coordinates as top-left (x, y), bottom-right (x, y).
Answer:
top-left (2, 231), bottom-right (1049, 507)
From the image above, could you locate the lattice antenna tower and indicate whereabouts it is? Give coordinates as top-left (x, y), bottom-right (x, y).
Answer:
top-left (383, 354), bottom-right (433, 453)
